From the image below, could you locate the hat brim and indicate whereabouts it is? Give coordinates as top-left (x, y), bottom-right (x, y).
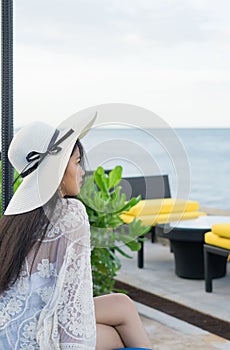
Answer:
top-left (4, 110), bottom-right (97, 215)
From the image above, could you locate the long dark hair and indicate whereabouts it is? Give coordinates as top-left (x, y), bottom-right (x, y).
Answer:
top-left (0, 139), bottom-right (84, 294)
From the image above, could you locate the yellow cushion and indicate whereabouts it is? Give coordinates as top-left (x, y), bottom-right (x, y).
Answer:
top-left (205, 231), bottom-right (230, 250)
top-left (156, 211), bottom-right (206, 224)
top-left (124, 198), bottom-right (199, 216)
top-left (120, 211), bottom-right (206, 226)
top-left (211, 223), bottom-right (230, 239)
top-left (120, 213), bottom-right (158, 226)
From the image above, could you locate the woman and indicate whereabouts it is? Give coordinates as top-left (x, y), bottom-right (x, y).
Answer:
top-left (0, 111), bottom-right (152, 349)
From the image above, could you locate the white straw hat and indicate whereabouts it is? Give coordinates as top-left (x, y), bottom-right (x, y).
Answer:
top-left (4, 110), bottom-right (97, 215)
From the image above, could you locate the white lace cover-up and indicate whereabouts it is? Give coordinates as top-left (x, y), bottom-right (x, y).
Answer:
top-left (0, 198), bottom-right (96, 349)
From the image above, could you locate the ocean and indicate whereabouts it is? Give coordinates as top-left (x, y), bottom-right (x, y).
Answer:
top-left (82, 128), bottom-right (230, 211)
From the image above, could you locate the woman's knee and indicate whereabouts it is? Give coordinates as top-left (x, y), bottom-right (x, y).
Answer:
top-left (94, 293), bottom-right (137, 326)
top-left (113, 293), bottom-right (136, 313)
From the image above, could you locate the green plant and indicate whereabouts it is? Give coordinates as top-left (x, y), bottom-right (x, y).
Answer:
top-left (0, 161), bottom-right (22, 215)
top-left (78, 165), bottom-right (151, 296)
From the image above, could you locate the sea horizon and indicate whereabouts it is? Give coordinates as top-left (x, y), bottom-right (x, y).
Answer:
top-left (1, 127), bottom-right (230, 211)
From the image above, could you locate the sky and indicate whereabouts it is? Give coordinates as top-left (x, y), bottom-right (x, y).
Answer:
top-left (13, 0), bottom-right (230, 128)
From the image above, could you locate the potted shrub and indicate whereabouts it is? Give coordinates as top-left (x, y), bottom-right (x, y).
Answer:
top-left (78, 165), bottom-right (150, 296)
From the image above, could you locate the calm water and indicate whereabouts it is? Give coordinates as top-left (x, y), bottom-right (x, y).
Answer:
top-left (83, 128), bottom-right (230, 210)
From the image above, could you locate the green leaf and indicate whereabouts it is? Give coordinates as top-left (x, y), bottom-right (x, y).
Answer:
top-left (94, 167), bottom-right (109, 197)
top-left (125, 240), bottom-right (142, 251)
top-left (109, 249), bottom-right (121, 270)
top-left (107, 216), bottom-right (123, 228)
top-left (114, 246), bottom-right (133, 258)
top-left (127, 219), bottom-right (151, 240)
top-left (112, 195), bottom-right (141, 215)
top-left (108, 166), bottom-right (122, 189)
top-left (112, 288), bottom-right (128, 294)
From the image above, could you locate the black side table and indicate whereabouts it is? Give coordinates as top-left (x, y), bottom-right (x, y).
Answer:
top-left (155, 216), bottom-right (230, 279)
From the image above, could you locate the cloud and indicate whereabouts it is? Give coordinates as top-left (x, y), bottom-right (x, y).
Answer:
top-left (16, 0), bottom-right (225, 54)
top-left (14, 0), bottom-right (230, 127)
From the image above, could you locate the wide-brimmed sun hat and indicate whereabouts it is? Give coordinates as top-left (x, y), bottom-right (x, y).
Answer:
top-left (4, 109), bottom-right (97, 215)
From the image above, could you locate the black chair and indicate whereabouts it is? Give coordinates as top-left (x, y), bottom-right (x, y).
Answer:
top-left (204, 244), bottom-right (228, 292)
top-left (120, 174), bottom-right (171, 200)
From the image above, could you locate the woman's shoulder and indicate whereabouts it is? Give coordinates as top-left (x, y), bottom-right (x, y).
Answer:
top-left (44, 198), bottom-right (89, 241)
top-left (57, 197), bottom-right (88, 222)
top-left (63, 197), bottom-right (87, 212)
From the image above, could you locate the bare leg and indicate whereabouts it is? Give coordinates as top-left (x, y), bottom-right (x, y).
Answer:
top-left (95, 293), bottom-right (152, 349)
top-left (96, 323), bottom-right (125, 350)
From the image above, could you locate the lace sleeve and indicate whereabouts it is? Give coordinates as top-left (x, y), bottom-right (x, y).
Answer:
top-left (36, 199), bottom-right (96, 350)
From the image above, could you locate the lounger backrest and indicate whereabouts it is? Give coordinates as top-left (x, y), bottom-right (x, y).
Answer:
top-left (120, 175), bottom-right (171, 200)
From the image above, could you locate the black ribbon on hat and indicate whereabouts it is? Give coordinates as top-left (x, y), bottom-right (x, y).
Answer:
top-left (13, 128), bottom-right (74, 184)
